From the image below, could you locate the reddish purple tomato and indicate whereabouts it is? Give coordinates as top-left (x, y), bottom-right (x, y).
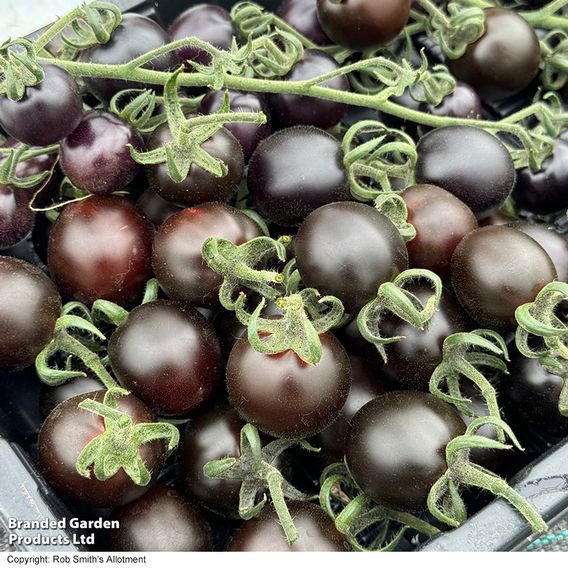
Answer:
top-left (47, 196), bottom-right (154, 305)
top-left (247, 126), bottom-right (350, 226)
top-left (109, 300), bottom-right (222, 416)
top-left (38, 391), bottom-right (165, 508)
top-left (105, 486), bottom-right (213, 552)
top-left (402, 184), bottom-right (478, 279)
top-left (425, 82), bottom-right (482, 120)
top-left (316, 0), bottom-right (410, 51)
top-left (345, 392), bottom-right (466, 512)
top-left (451, 226), bottom-right (557, 329)
top-left (199, 90), bottom-right (272, 160)
top-left (227, 333), bottom-right (351, 439)
top-left (147, 123), bottom-right (244, 207)
top-left (0, 257), bottom-right (61, 368)
top-left (152, 203), bottom-right (262, 307)
top-left (169, 5), bottom-right (236, 68)
top-left (314, 356), bottom-right (387, 458)
top-left (379, 287), bottom-right (473, 390)
top-left (277, 0), bottom-right (331, 45)
top-left (447, 8), bottom-right (540, 101)
top-left (295, 202), bottom-right (409, 313)
top-left (79, 14), bottom-right (175, 102)
top-left (180, 405), bottom-right (245, 517)
top-left (514, 137), bottom-right (568, 215)
top-left (60, 110), bottom-right (144, 196)
top-left (0, 64), bottom-right (83, 146)
top-left (228, 502), bottom-right (346, 551)
top-left (267, 50), bottom-right (349, 130)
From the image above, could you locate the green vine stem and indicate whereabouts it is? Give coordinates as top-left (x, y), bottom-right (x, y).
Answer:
top-left (428, 416), bottom-right (548, 534)
top-left (0, 38), bottom-right (45, 101)
top-left (357, 269), bottom-right (443, 362)
top-left (319, 462), bottom-right (440, 551)
top-left (203, 423), bottom-right (318, 544)
top-left (0, 144), bottom-right (51, 188)
top-left (76, 387), bottom-right (179, 485)
top-left (429, 329), bottom-right (509, 440)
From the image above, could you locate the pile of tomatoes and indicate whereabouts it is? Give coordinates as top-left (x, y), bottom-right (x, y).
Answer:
top-left (1, 0), bottom-right (567, 553)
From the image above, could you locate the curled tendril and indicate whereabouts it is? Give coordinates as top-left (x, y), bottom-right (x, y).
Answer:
top-left (0, 144), bottom-right (51, 188)
top-left (246, 30), bottom-right (304, 78)
top-left (203, 423), bottom-right (317, 544)
top-left (541, 30), bottom-right (568, 92)
top-left (357, 269), bottom-right (443, 362)
top-left (374, 193), bottom-right (416, 241)
top-left (429, 330), bottom-right (509, 439)
top-left (410, 58), bottom-right (456, 106)
top-left (319, 462), bottom-right (440, 551)
top-left (0, 38), bottom-right (44, 101)
top-left (348, 57), bottom-right (418, 97)
top-left (428, 416), bottom-right (548, 534)
top-left (231, 1), bottom-right (274, 38)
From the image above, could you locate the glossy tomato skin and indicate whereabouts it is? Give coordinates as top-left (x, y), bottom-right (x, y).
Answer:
top-left (346, 391), bottom-right (466, 512)
top-left (267, 50), bottom-right (349, 130)
top-left (60, 110), bottom-right (144, 196)
top-left (247, 126), bottom-right (350, 226)
top-left (152, 203), bottom-right (262, 307)
top-left (136, 190), bottom-right (182, 227)
top-left (0, 185), bottom-right (35, 249)
top-left (426, 82), bottom-right (482, 120)
top-left (228, 502), bottom-right (346, 551)
top-left (38, 391), bottom-right (165, 508)
top-left (402, 184), bottom-right (478, 279)
top-left (295, 202), bottom-right (408, 313)
top-left (0, 257), bottom-right (61, 368)
top-left (514, 138), bottom-right (568, 215)
top-left (316, 0), bottom-right (410, 51)
top-left (79, 14), bottom-right (175, 102)
top-left (379, 287), bottom-right (473, 390)
top-left (147, 123), bottom-right (244, 207)
top-left (227, 333), bottom-right (351, 439)
top-left (0, 64), bottom-right (83, 146)
top-left (47, 196), bottom-right (154, 306)
top-left (109, 300), bottom-right (223, 416)
top-left (40, 375), bottom-right (104, 419)
top-left (451, 226), bottom-right (557, 329)
top-left (448, 8), bottom-right (540, 101)
top-left (180, 405), bottom-right (245, 517)
top-left (277, 0), bottom-right (331, 45)
top-left (415, 126), bottom-right (516, 218)
top-left (105, 486), bottom-right (213, 552)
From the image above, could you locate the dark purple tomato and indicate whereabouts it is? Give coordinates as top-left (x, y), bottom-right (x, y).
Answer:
top-left (507, 221), bottom-right (568, 282)
top-left (0, 185), bottom-right (34, 249)
top-left (147, 122), bottom-right (244, 207)
top-left (152, 203), bottom-right (262, 307)
top-left (426, 82), bottom-right (482, 120)
top-left (135, 189), bottom-right (182, 226)
top-left (277, 0), bottom-right (331, 45)
top-left (0, 64), bottom-right (83, 146)
top-left (402, 184), bottom-right (478, 279)
top-left (227, 333), bottom-right (351, 439)
top-left (79, 14), bottom-right (175, 102)
top-left (60, 110), bottom-right (144, 196)
top-left (478, 210), bottom-right (518, 227)
top-left (415, 126), bottom-right (516, 218)
top-left (447, 8), bottom-right (540, 101)
top-left (228, 502), bottom-right (346, 551)
top-left (514, 137), bottom-right (568, 215)
top-left (315, 356), bottom-right (387, 458)
top-left (316, 0), bottom-right (410, 51)
top-left (267, 50), bottom-right (349, 130)
top-left (0, 256), bottom-right (61, 368)
top-left (451, 226), bottom-right (557, 329)
top-left (108, 300), bottom-right (223, 416)
top-left (47, 196), bottom-right (154, 305)
top-left (295, 202), bottom-right (408, 313)
top-left (38, 391), bottom-right (165, 508)
top-left (345, 391), bottom-right (466, 512)
top-left (502, 347), bottom-right (568, 438)
top-left (379, 287), bottom-right (473, 390)
top-left (333, 315), bottom-right (384, 363)
top-left (169, 4), bottom-right (236, 68)
top-left (180, 405), bottom-right (244, 517)
top-left (247, 126), bottom-right (349, 226)
top-left (105, 486), bottom-right (213, 551)
top-left (40, 374), bottom-right (104, 419)
top-left (199, 90), bottom-right (271, 160)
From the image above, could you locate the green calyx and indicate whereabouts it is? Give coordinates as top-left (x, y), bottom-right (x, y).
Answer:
top-left (76, 388), bottom-right (179, 486)
top-left (203, 423), bottom-right (318, 544)
top-left (428, 416), bottom-right (548, 534)
top-left (357, 269), bottom-right (443, 362)
top-left (319, 462), bottom-right (440, 551)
